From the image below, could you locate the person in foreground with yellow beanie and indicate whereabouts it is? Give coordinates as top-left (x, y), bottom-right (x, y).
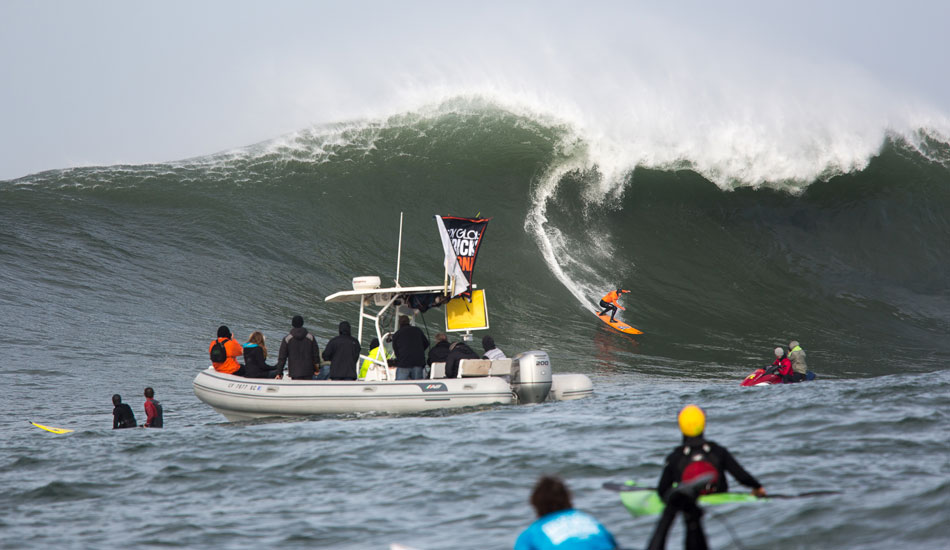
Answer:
top-left (656, 404), bottom-right (767, 500)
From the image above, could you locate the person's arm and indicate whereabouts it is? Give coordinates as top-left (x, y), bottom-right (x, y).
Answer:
top-left (274, 337), bottom-right (288, 371)
top-left (718, 446), bottom-right (764, 494)
top-left (513, 528), bottom-right (534, 550)
top-left (227, 340), bottom-right (244, 366)
top-left (262, 346), bottom-right (276, 369)
top-left (312, 337), bottom-right (321, 375)
top-left (657, 458), bottom-right (676, 499)
top-left (113, 411), bottom-right (118, 429)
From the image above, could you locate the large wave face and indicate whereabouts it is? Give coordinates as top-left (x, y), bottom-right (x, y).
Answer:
top-left (3, 98), bottom-right (950, 379)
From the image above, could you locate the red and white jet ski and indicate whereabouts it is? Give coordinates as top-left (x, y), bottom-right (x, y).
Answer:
top-left (740, 367), bottom-right (785, 386)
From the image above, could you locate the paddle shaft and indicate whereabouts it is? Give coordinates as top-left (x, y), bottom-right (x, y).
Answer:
top-left (603, 482), bottom-right (839, 499)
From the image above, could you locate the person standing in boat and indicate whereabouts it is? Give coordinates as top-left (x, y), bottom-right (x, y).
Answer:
top-left (322, 321), bottom-right (361, 380)
top-left (142, 387), bottom-right (163, 428)
top-left (210, 325), bottom-right (245, 376)
top-left (598, 288), bottom-right (630, 323)
top-left (274, 315), bottom-right (321, 380)
top-left (243, 331), bottom-right (280, 379)
top-left (112, 394), bottom-right (137, 429)
top-left (514, 475), bottom-right (618, 550)
top-left (657, 404), bottom-right (766, 499)
top-left (392, 315), bottom-right (429, 380)
top-left (481, 335), bottom-right (506, 360)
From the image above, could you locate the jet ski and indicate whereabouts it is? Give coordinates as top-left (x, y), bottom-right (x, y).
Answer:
top-left (740, 367), bottom-right (816, 386)
top-left (740, 367), bottom-right (784, 386)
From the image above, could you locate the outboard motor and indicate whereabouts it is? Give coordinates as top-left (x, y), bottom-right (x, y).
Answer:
top-left (511, 350), bottom-right (552, 404)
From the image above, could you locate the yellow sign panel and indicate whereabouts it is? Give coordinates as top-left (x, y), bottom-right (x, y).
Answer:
top-left (445, 289), bottom-right (489, 331)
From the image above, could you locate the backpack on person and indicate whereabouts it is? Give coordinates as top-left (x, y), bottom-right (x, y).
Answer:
top-left (210, 338), bottom-right (229, 363)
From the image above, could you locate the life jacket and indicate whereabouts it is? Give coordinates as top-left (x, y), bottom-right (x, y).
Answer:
top-left (602, 290), bottom-right (620, 304)
top-left (359, 346), bottom-right (392, 379)
top-left (771, 357), bottom-right (793, 377)
top-left (677, 442), bottom-right (721, 494)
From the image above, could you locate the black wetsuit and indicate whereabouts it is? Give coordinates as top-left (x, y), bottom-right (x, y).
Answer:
top-left (113, 403), bottom-right (137, 429)
top-left (657, 436), bottom-right (762, 497)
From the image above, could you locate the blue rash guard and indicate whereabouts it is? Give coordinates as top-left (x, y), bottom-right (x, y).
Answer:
top-left (514, 509), bottom-right (617, 550)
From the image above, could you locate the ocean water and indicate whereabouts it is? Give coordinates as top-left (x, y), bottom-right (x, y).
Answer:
top-left (2, 98), bottom-right (950, 549)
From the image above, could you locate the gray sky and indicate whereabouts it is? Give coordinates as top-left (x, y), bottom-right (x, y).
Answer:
top-left (2, 0), bottom-right (949, 181)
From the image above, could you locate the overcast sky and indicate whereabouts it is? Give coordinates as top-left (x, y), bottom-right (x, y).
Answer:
top-left (2, 0), bottom-right (949, 181)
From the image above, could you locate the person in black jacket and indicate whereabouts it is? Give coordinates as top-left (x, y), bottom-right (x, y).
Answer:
top-left (112, 394), bottom-right (137, 429)
top-left (444, 341), bottom-right (479, 379)
top-left (657, 404), bottom-right (767, 499)
top-left (322, 321), bottom-right (361, 380)
top-left (274, 315), bottom-right (321, 380)
top-left (243, 331), bottom-right (279, 379)
top-left (391, 315), bottom-right (429, 380)
top-left (427, 332), bottom-right (451, 367)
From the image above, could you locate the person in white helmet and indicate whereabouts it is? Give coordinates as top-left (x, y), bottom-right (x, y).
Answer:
top-left (765, 346), bottom-right (793, 380)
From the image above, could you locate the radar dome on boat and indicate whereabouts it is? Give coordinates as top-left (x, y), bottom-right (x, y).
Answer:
top-left (352, 276), bottom-right (381, 290)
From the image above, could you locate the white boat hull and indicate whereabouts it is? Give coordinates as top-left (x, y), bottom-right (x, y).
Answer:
top-left (193, 367), bottom-right (514, 421)
top-left (550, 373), bottom-right (594, 401)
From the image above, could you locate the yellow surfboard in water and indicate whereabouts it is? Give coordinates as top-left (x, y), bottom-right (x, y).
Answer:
top-left (595, 312), bottom-right (644, 335)
top-left (30, 421), bottom-right (74, 434)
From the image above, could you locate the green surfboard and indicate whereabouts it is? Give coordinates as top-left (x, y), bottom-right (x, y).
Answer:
top-left (611, 481), bottom-right (763, 517)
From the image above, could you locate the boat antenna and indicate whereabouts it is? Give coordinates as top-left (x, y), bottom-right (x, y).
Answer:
top-left (395, 211), bottom-right (404, 286)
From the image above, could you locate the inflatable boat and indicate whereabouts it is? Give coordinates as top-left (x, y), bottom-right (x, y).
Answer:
top-left (193, 214), bottom-right (593, 421)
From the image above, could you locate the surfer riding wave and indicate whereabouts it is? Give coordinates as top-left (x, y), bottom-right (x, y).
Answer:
top-left (598, 288), bottom-right (629, 322)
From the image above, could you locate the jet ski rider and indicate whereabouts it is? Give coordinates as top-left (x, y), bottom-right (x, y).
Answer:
top-left (767, 346), bottom-right (794, 381)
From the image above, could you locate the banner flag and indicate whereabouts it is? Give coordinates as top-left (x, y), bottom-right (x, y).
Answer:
top-left (434, 215), bottom-right (490, 298)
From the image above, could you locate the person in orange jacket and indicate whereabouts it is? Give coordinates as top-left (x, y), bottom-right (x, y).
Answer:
top-left (598, 288), bottom-right (630, 322)
top-left (209, 325), bottom-right (245, 376)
